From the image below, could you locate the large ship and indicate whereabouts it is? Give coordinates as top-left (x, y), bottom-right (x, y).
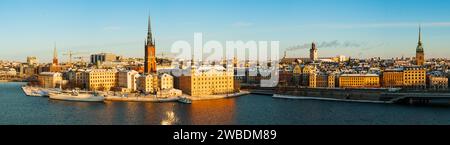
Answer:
top-left (49, 90), bottom-right (104, 102)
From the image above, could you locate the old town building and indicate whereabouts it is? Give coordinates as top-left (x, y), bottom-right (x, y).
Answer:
top-left (178, 65), bottom-right (235, 97)
top-left (38, 72), bottom-right (63, 88)
top-left (339, 74), bottom-right (380, 88)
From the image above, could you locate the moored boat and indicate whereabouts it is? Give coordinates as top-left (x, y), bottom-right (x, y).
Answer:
top-left (22, 86), bottom-right (44, 97)
top-left (49, 90), bottom-right (104, 102)
top-left (177, 97), bottom-right (192, 104)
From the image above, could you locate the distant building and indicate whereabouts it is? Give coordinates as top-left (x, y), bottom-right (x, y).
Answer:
top-left (49, 43), bottom-right (64, 72)
top-left (52, 43), bottom-right (58, 66)
top-left (38, 72), bottom-right (63, 88)
top-left (310, 42), bottom-right (318, 62)
top-left (339, 74), bottom-right (380, 88)
top-left (90, 53), bottom-right (117, 65)
top-left (27, 56), bottom-right (38, 66)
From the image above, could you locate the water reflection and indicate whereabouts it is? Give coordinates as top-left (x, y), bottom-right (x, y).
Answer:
top-left (7, 82), bottom-right (450, 125)
top-left (188, 98), bottom-right (237, 125)
top-left (161, 111), bottom-right (177, 125)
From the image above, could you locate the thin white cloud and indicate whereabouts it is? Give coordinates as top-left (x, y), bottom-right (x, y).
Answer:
top-left (307, 22), bottom-right (450, 29)
top-left (232, 22), bottom-right (254, 28)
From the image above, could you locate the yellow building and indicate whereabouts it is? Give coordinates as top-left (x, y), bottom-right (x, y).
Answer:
top-left (315, 73), bottom-right (335, 88)
top-left (427, 75), bottom-right (448, 90)
top-left (179, 65), bottom-right (235, 97)
top-left (38, 72), bottom-right (63, 88)
top-left (339, 74), bottom-right (380, 88)
top-left (309, 73), bottom-right (317, 88)
top-left (382, 69), bottom-right (404, 88)
top-left (328, 73), bottom-right (336, 88)
top-left (316, 73), bottom-right (327, 88)
top-left (85, 69), bottom-right (118, 91)
top-left (293, 65), bottom-right (302, 75)
top-left (137, 74), bottom-right (158, 94)
top-left (301, 65), bottom-right (317, 87)
top-left (403, 67), bottom-right (426, 89)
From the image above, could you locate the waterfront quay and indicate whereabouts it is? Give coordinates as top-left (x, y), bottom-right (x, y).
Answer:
top-left (247, 86), bottom-right (450, 106)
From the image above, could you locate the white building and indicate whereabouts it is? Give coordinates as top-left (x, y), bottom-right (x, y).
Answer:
top-left (118, 70), bottom-right (139, 92)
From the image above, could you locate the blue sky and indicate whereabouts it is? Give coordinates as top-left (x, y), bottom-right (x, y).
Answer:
top-left (1, 0), bottom-right (450, 62)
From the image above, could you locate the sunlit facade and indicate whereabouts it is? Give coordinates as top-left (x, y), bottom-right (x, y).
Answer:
top-left (179, 65), bottom-right (235, 97)
top-left (85, 69), bottom-right (118, 91)
top-left (339, 74), bottom-right (380, 88)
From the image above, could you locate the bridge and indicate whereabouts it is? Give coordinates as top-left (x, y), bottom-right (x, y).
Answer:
top-left (386, 93), bottom-right (450, 105)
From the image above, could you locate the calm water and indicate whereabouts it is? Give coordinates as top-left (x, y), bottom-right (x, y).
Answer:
top-left (1, 82), bottom-right (450, 125)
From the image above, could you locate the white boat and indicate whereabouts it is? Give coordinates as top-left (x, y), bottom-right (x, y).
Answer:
top-left (49, 90), bottom-right (104, 102)
top-left (22, 86), bottom-right (44, 97)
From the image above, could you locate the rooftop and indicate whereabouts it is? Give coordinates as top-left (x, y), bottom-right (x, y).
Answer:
top-left (340, 74), bottom-right (379, 77)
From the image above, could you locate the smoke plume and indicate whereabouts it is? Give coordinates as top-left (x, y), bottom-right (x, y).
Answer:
top-left (286, 40), bottom-right (362, 51)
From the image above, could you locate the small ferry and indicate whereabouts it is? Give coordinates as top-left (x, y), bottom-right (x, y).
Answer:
top-left (49, 90), bottom-right (104, 102)
top-left (178, 97), bottom-right (192, 104)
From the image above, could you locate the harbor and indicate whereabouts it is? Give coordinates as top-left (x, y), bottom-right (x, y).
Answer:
top-left (20, 85), bottom-right (250, 103)
top-left (5, 82), bottom-right (450, 125)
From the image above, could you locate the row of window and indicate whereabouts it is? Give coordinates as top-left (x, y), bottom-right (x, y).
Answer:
top-left (193, 85), bottom-right (233, 89)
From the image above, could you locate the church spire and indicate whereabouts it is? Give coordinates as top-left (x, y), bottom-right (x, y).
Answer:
top-left (147, 15), bottom-right (154, 46)
top-left (416, 25), bottom-right (424, 52)
top-left (52, 42), bottom-right (58, 65)
top-left (418, 25), bottom-right (422, 45)
top-left (53, 42), bottom-right (57, 59)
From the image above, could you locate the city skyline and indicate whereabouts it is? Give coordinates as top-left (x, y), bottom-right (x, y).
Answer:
top-left (1, 0), bottom-right (450, 62)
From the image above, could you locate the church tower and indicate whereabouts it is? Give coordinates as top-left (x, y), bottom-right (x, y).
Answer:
top-left (310, 42), bottom-right (318, 62)
top-left (144, 16), bottom-right (157, 74)
top-left (52, 42), bottom-right (58, 66)
top-left (416, 26), bottom-right (425, 66)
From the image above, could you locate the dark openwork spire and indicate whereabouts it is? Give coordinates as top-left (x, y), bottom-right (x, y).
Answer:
top-left (147, 15), bottom-right (154, 46)
top-left (417, 25), bottom-right (424, 52)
